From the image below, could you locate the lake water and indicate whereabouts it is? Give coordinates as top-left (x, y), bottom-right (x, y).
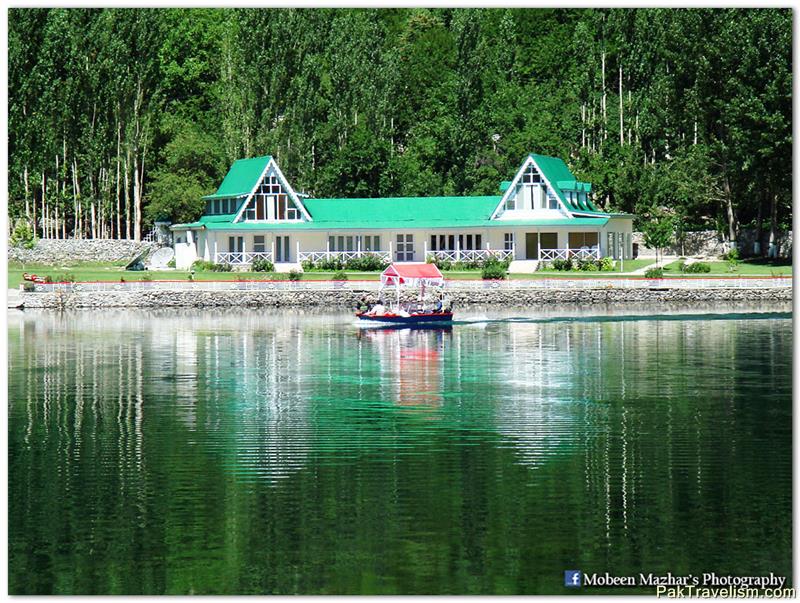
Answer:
top-left (8, 306), bottom-right (793, 594)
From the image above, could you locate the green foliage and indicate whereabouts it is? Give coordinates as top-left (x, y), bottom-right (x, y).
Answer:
top-left (427, 255), bottom-right (453, 271)
top-left (576, 258), bottom-right (598, 271)
top-left (251, 257), bottom-right (275, 272)
top-left (550, 258), bottom-right (573, 271)
top-left (287, 269), bottom-right (302, 281)
top-left (644, 267), bottom-right (664, 279)
top-left (481, 256), bottom-right (508, 280)
top-left (22, 281), bottom-right (36, 292)
top-left (10, 219), bottom-right (37, 249)
top-left (167, 258), bottom-right (176, 268)
top-left (6, 8), bottom-right (792, 245)
top-left (597, 256), bottom-right (614, 271)
top-left (192, 259), bottom-right (232, 272)
top-left (343, 253), bottom-right (389, 271)
top-left (332, 270), bottom-right (348, 281)
top-left (681, 261), bottom-right (711, 274)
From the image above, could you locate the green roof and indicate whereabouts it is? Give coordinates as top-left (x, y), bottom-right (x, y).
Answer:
top-left (530, 154), bottom-right (599, 212)
top-left (202, 155), bottom-right (272, 200)
top-left (173, 195), bottom-right (608, 231)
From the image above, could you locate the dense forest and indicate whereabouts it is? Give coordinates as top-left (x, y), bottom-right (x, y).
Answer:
top-left (8, 8), bottom-right (792, 250)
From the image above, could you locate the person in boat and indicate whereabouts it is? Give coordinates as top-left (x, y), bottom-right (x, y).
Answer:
top-left (433, 297), bottom-right (443, 313)
top-left (369, 299), bottom-right (387, 316)
top-left (356, 296), bottom-right (369, 313)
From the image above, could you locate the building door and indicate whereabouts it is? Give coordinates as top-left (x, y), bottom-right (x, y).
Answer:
top-left (396, 234), bottom-right (414, 261)
top-left (525, 233), bottom-right (538, 259)
top-left (276, 236), bottom-right (290, 262)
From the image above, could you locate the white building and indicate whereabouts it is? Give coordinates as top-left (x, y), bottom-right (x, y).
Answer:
top-left (171, 153), bottom-right (634, 272)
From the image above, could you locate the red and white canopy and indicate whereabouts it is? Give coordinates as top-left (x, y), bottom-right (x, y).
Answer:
top-left (380, 263), bottom-right (444, 288)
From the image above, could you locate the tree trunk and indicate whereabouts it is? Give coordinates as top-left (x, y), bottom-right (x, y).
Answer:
top-left (601, 51), bottom-right (607, 141)
top-left (133, 151), bottom-right (141, 241)
top-left (723, 175), bottom-right (737, 247)
top-left (41, 172), bottom-right (46, 238)
top-left (768, 191), bottom-right (779, 258)
top-left (23, 165), bottom-right (30, 220)
top-left (619, 64), bottom-right (624, 145)
top-left (124, 153), bottom-right (131, 239)
top-left (754, 188), bottom-right (765, 256)
top-left (116, 118), bottom-right (122, 239)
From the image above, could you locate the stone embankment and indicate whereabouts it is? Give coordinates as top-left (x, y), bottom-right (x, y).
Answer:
top-left (8, 239), bottom-right (157, 264)
top-left (18, 286), bottom-right (791, 309)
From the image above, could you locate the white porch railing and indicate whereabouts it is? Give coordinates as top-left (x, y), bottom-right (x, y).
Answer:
top-left (540, 247), bottom-right (600, 262)
top-left (216, 251), bottom-right (274, 265)
top-left (427, 249), bottom-right (513, 263)
top-left (297, 250), bottom-right (391, 264)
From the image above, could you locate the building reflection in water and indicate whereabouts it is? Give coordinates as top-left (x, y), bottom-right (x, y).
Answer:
top-left (9, 306), bottom-right (791, 551)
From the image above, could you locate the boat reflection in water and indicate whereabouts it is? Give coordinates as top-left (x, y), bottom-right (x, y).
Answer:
top-left (359, 325), bottom-right (452, 409)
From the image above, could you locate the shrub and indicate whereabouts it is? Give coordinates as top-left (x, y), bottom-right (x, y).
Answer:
top-left (191, 259), bottom-right (213, 271)
top-left (140, 273), bottom-right (153, 281)
top-left (551, 258), bottom-right (573, 271)
top-left (167, 258), bottom-right (176, 268)
top-left (681, 261), bottom-right (711, 274)
top-left (481, 263), bottom-right (507, 280)
top-left (597, 256), bottom-right (615, 271)
top-left (318, 257), bottom-right (345, 271)
top-left (10, 219), bottom-right (37, 249)
top-left (427, 255), bottom-right (453, 271)
top-left (721, 248), bottom-right (740, 262)
top-left (576, 258), bottom-right (598, 271)
top-left (22, 281), bottom-right (35, 292)
top-left (288, 269), bottom-right (301, 281)
top-left (332, 270), bottom-right (348, 281)
top-left (52, 273), bottom-right (76, 283)
top-left (644, 267), bottom-right (663, 279)
top-left (344, 253), bottom-right (388, 271)
top-left (251, 258), bottom-right (275, 272)
top-left (723, 248), bottom-right (740, 272)
top-left (481, 256), bottom-right (509, 279)
top-left (301, 259), bottom-right (316, 271)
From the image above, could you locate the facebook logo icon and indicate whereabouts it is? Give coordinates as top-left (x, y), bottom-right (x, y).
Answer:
top-left (564, 570), bottom-right (582, 587)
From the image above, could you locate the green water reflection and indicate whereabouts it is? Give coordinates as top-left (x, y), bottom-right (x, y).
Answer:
top-left (8, 307), bottom-right (792, 594)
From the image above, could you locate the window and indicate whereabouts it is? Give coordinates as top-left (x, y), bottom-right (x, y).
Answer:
top-left (548, 191), bottom-right (559, 210)
top-left (253, 235), bottom-right (265, 253)
top-left (569, 232), bottom-right (599, 249)
top-left (504, 233), bottom-right (515, 251)
top-left (396, 234), bottom-right (414, 261)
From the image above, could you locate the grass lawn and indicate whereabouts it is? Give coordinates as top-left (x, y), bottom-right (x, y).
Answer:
top-left (8, 257), bottom-right (790, 289)
top-left (535, 257), bottom-right (656, 276)
top-left (661, 258), bottom-right (792, 277)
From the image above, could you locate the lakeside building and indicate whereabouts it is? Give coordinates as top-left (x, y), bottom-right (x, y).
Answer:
top-left (170, 154), bottom-right (634, 272)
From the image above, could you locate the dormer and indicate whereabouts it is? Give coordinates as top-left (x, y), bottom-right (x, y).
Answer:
top-left (202, 155), bottom-right (311, 223)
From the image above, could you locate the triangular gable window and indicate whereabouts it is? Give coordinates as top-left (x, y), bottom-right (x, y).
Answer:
top-left (240, 166), bottom-right (303, 222)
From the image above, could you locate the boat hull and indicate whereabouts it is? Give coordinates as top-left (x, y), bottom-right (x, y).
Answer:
top-left (356, 312), bottom-right (454, 325)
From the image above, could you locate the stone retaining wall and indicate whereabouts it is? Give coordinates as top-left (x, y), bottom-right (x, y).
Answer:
top-left (18, 286), bottom-right (791, 310)
top-left (8, 238), bottom-right (158, 264)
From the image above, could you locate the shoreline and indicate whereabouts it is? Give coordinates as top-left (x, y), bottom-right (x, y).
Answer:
top-left (14, 285), bottom-right (792, 309)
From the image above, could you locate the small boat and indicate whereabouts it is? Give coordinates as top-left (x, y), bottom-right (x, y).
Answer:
top-left (356, 311), bottom-right (454, 325)
top-left (357, 263), bottom-right (454, 325)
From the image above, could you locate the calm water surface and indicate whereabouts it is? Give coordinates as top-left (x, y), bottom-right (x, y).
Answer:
top-left (8, 306), bottom-right (792, 594)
